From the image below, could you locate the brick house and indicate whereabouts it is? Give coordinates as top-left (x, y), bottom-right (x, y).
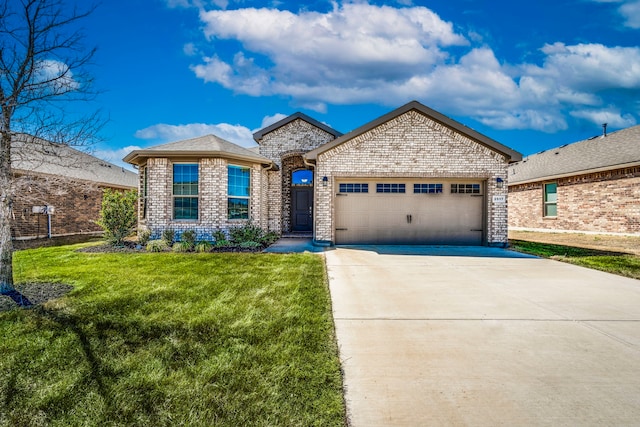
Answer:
top-left (124, 101), bottom-right (522, 246)
top-left (508, 125), bottom-right (640, 234)
top-left (11, 135), bottom-right (138, 243)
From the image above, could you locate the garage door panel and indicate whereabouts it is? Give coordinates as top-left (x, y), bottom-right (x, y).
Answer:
top-left (335, 180), bottom-right (484, 245)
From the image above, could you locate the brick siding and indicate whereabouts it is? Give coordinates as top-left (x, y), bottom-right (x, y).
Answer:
top-left (509, 166), bottom-right (640, 234)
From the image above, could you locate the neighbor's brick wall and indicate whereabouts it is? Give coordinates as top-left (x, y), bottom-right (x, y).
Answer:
top-left (315, 110), bottom-right (510, 245)
top-left (142, 157), bottom-right (267, 241)
top-left (11, 173), bottom-right (122, 240)
top-left (509, 167), bottom-right (640, 234)
top-left (258, 118), bottom-right (336, 233)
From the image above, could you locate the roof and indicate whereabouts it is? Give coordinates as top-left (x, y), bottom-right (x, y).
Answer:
top-left (253, 112), bottom-right (343, 143)
top-left (12, 135), bottom-right (137, 189)
top-left (508, 125), bottom-right (640, 185)
top-left (304, 101), bottom-right (522, 162)
top-left (123, 134), bottom-right (273, 167)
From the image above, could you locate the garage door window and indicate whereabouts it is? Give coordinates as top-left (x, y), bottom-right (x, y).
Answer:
top-left (339, 183), bottom-right (368, 193)
top-left (376, 183), bottom-right (406, 193)
top-left (414, 183), bottom-right (443, 194)
top-left (451, 184), bottom-right (480, 194)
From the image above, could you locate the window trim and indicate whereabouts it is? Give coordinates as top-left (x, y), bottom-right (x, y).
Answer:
top-left (228, 164), bottom-right (251, 220)
top-left (172, 162), bottom-right (199, 221)
top-left (543, 182), bottom-right (558, 218)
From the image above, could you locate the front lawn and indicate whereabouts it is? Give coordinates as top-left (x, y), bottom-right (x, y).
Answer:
top-left (0, 245), bottom-right (345, 426)
top-left (510, 239), bottom-right (640, 280)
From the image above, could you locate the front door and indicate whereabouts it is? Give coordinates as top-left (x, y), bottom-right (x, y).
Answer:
top-left (292, 188), bottom-right (313, 232)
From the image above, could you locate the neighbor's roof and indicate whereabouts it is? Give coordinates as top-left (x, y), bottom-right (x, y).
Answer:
top-left (253, 112), bottom-right (343, 143)
top-left (509, 125), bottom-right (640, 185)
top-left (12, 135), bottom-right (137, 189)
top-left (304, 101), bottom-right (522, 162)
top-left (123, 134), bottom-right (273, 167)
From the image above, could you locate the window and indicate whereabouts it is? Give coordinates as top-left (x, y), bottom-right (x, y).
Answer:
top-left (339, 183), bottom-right (368, 193)
top-left (292, 170), bottom-right (313, 186)
top-left (414, 183), bottom-right (443, 194)
top-left (173, 164), bottom-right (199, 220)
top-left (451, 183), bottom-right (480, 194)
top-left (228, 165), bottom-right (250, 219)
top-left (376, 183), bottom-right (406, 193)
top-left (544, 182), bottom-right (557, 217)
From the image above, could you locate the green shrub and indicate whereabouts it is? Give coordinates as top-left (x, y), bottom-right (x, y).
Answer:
top-left (146, 239), bottom-right (168, 252)
top-left (96, 189), bottom-right (138, 246)
top-left (138, 228), bottom-right (151, 246)
top-left (214, 239), bottom-right (232, 248)
top-left (172, 241), bottom-right (192, 253)
top-left (194, 241), bottom-right (213, 253)
top-left (239, 241), bottom-right (261, 249)
top-left (262, 231), bottom-right (280, 246)
top-left (230, 223), bottom-right (264, 244)
top-left (212, 229), bottom-right (226, 243)
top-left (180, 230), bottom-right (196, 247)
top-left (162, 229), bottom-right (176, 245)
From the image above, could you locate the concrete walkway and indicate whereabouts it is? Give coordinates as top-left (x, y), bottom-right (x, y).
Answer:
top-left (325, 246), bottom-right (640, 426)
top-left (262, 237), bottom-right (327, 253)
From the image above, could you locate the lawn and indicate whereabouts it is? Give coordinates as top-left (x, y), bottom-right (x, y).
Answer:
top-left (0, 244), bottom-right (346, 426)
top-left (510, 239), bottom-right (640, 280)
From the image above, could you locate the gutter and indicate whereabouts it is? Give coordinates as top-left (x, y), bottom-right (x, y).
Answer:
top-left (509, 160), bottom-right (640, 186)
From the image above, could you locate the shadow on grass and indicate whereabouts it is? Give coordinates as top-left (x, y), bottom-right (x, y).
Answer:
top-left (1, 290), bottom-right (33, 307)
top-left (509, 239), bottom-right (630, 258)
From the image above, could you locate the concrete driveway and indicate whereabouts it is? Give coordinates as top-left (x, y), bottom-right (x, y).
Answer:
top-left (325, 246), bottom-right (640, 426)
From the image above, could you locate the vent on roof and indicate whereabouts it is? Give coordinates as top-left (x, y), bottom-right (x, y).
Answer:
top-left (602, 123), bottom-right (608, 137)
top-left (559, 144), bottom-right (568, 148)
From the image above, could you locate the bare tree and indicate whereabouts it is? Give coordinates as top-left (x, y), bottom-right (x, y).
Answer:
top-left (1, 0), bottom-right (101, 298)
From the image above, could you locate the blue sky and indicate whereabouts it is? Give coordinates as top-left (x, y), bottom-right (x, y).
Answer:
top-left (79, 0), bottom-right (640, 168)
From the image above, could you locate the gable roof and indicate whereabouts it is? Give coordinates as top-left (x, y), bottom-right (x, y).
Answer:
top-left (123, 134), bottom-right (273, 166)
top-left (253, 112), bottom-right (343, 143)
top-left (304, 101), bottom-right (522, 162)
top-left (12, 135), bottom-right (137, 189)
top-left (508, 125), bottom-right (640, 185)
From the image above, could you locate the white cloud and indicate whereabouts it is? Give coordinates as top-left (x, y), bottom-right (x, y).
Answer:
top-left (95, 145), bottom-right (143, 171)
top-left (260, 113), bottom-right (287, 128)
top-left (570, 107), bottom-right (637, 127)
top-left (620, 1), bottom-right (640, 28)
top-left (135, 122), bottom-right (257, 147)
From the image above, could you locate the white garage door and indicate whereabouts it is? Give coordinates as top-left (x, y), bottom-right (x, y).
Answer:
top-left (335, 180), bottom-right (484, 245)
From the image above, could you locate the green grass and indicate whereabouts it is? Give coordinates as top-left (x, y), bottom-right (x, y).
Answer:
top-left (510, 239), bottom-right (640, 280)
top-left (1, 244), bottom-right (346, 426)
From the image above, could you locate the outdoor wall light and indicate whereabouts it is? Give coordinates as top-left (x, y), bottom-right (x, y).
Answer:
top-left (496, 177), bottom-right (504, 189)
top-left (322, 176), bottom-right (328, 187)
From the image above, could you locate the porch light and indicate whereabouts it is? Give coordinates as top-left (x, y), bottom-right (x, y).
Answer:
top-left (322, 176), bottom-right (328, 187)
top-left (496, 177), bottom-right (504, 189)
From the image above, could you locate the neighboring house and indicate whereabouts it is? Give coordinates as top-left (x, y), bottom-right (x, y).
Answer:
top-left (124, 101), bottom-right (522, 246)
top-left (508, 125), bottom-right (640, 234)
top-left (11, 135), bottom-right (138, 242)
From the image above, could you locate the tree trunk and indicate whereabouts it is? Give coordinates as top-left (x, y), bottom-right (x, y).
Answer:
top-left (0, 131), bottom-right (14, 293)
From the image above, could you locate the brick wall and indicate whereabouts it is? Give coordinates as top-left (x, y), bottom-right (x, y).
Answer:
top-left (141, 157), bottom-right (268, 241)
top-left (509, 167), bottom-right (640, 234)
top-left (258, 118), bottom-right (335, 233)
top-left (315, 110), bottom-right (510, 245)
top-left (11, 173), bottom-right (117, 240)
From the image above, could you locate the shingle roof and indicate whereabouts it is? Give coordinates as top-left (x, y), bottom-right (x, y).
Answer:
top-left (12, 135), bottom-right (137, 189)
top-left (305, 101), bottom-right (522, 162)
top-left (508, 125), bottom-right (640, 184)
top-left (123, 134), bottom-right (272, 166)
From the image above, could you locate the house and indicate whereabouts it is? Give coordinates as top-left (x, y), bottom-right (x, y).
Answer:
top-left (508, 125), bottom-right (640, 235)
top-left (124, 101), bottom-right (522, 246)
top-left (11, 134), bottom-right (138, 244)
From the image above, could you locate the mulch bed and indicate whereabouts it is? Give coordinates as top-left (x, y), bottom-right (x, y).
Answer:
top-left (0, 283), bottom-right (74, 312)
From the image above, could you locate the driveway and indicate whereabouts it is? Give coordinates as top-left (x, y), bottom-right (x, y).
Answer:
top-left (325, 246), bottom-right (640, 426)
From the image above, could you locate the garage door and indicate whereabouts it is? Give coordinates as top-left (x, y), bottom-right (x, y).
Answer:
top-left (335, 180), bottom-right (484, 245)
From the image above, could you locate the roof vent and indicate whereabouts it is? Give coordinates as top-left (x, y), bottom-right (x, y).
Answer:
top-left (602, 123), bottom-right (608, 137)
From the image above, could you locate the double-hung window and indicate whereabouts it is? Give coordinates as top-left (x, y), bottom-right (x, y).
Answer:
top-left (173, 164), bottom-right (199, 220)
top-left (544, 182), bottom-right (557, 217)
top-left (228, 165), bottom-right (250, 220)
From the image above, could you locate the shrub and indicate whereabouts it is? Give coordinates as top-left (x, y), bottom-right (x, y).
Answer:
top-left (214, 239), bottom-right (232, 248)
top-left (146, 239), bottom-right (168, 252)
top-left (229, 223), bottom-right (265, 245)
top-left (172, 241), bottom-right (192, 253)
top-left (162, 229), bottom-right (176, 246)
top-left (180, 230), bottom-right (197, 247)
top-left (262, 231), bottom-right (280, 246)
top-left (212, 229), bottom-right (226, 243)
top-left (195, 241), bottom-right (213, 253)
top-left (239, 241), bottom-right (261, 249)
top-left (138, 228), bottom-right (151, 246)
top-left (96, 189), bottom-right (138, 246)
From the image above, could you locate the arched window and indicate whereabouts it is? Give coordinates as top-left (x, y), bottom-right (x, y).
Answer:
top-left (292, 169), bottom-right (313, 186)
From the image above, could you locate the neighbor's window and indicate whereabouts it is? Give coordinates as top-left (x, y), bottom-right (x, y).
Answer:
top-left (173, 163), bottom-right (199, 220)
top-left (544, 182), bottom-right (557, 217)
top-left (228, 165), bottom-right (250, 219)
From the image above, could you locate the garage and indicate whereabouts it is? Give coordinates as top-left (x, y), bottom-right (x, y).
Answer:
top-left (335, 179), bottom-right (484, 245)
